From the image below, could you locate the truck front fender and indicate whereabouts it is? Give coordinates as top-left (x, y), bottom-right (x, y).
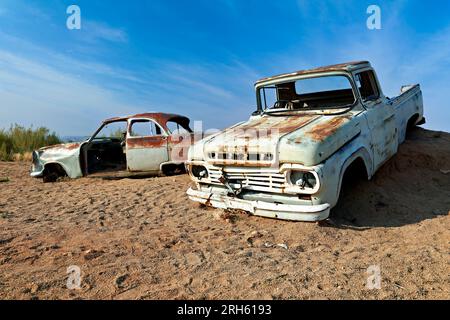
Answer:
top-left (336, 147), bottom-right (372, 200)
top-left (314, 135), bottom-right (372, 208)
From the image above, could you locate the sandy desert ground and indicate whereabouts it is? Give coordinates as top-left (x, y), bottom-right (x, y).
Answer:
top-left (0, 127), bottom-right (449, 300)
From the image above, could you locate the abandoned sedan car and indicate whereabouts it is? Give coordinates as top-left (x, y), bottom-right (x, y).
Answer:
top-left (186, 61), bottom-right (424, 221)
top-left (31, 113), bottom-right (193, 182)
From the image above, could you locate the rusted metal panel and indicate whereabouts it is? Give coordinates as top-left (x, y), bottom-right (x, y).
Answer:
top-left (203, 115), bottom-right (322, 167)
top-left (168, 133), bottom-right (194, 147)
top-left (304, 115), bottom-right (352, 141)
top-left (168, 133), bottom-right (194, 162)
top-left (40, 142), bottom-right (81, 151)
top-left (31, 142), bottom-right (84, 178)
top-left (104, 113), bottom-right (191, 133)
top-left (229, 114), bottom-right (320, 135)
top-left (126, 136), bottom-right (167, 149)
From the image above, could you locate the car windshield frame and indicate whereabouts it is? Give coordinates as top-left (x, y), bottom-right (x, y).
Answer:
top-left (88, 120), bottom-right (129, 142)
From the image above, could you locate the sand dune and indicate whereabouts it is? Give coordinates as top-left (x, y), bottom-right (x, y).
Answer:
top-left (0, 127), bottom-right (449, 299)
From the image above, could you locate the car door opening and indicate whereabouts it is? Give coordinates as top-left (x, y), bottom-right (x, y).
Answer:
top-left (80, 120), bottom-right (128, 176)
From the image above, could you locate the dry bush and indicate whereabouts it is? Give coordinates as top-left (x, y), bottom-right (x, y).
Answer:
top-left (0, 125), bottom-right (61, 161)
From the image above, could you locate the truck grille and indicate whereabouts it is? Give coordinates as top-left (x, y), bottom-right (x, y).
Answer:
top-left (208, 152), bottom-right (274, 161)
top-left (206, 166), bottom-right (287, 193)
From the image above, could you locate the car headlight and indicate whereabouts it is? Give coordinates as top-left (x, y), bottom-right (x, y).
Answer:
top-left (190, 165), bottom-right (208, 180)
top-left (289, 171), bottom-right (317, 189)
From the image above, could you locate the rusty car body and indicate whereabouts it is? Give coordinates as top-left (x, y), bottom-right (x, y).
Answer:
top-left (186, 61), bottom-right (425, 221)
top-left (31, 113), bottom-right (194, 182)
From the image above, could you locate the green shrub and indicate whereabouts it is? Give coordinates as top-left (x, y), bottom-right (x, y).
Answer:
top-left (0, 124), bottom-right (62, 161)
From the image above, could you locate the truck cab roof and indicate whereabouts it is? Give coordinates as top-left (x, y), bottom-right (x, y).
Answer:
top-left (255, 61), bottom-right (371, 85)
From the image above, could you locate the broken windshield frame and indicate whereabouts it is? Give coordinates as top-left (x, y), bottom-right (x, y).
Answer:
top-left (256, 74), bottom-right (358, 114)
top-left (88, 120), bottom-right (128, 143)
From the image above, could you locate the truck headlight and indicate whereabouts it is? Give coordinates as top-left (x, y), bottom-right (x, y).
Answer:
top-left (289, 171), bottom-right (317, 189)
top-left (190, 165), bottom-right (208, 180)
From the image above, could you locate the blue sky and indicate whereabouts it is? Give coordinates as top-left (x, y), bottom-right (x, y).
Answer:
top-left (0, 0), bottom-right (449, 135)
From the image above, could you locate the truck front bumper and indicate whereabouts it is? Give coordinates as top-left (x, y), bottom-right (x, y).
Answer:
top-left (187, 188), bottom-right (330, 222)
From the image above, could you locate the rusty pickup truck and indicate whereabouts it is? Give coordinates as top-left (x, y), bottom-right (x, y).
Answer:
top-left (31, 113), bottom-right (193, 182)
top-left (186, 61), bottom-right (424, 221)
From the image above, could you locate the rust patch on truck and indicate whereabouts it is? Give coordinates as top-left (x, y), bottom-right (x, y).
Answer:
top-left (306, 116), bottom-right (351, 141)
top-left (291, 137), bottom-right (302, 144)
top-left (225, 115), bottom-right (320, 138)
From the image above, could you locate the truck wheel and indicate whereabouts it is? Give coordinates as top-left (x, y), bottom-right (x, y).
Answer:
top-left (406, 114), bottom-right (419, 131)
top-left (333, 158), bottom-right (369, 218)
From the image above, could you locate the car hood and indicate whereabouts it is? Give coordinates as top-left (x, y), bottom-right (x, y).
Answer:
top-left (39, 142), bottom-right (81, 152)
top-left (37, 142), bottom-right (82, 161)
top-left (202, 111), bottom-right (362, 167)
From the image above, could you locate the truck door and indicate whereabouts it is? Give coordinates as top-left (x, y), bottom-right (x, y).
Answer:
top-left (126, 118), bottom-right (169, 172)
top-left (356, 70), bottom-right (398, 171)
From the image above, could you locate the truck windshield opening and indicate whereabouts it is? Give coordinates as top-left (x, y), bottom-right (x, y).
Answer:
top-left (259, 75), bottom-right (356, 112)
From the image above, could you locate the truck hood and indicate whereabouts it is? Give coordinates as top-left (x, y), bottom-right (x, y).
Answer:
top-left (202, 112), bottom-right (361, 167)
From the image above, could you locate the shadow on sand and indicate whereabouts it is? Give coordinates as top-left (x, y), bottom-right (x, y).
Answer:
top-left (324, 128), bottom-right (450, 229)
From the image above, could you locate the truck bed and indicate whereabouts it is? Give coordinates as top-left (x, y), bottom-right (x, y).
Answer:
top-left (389, 84), bottom-right (424, 144)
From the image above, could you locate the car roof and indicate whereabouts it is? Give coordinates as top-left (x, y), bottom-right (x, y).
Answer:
top-left (103, 113), bottom-right (189, 127)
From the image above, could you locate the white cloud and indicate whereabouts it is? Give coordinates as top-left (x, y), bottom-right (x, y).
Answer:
top-left (82, 21), bottom-right (128, 43)
top-left (0, 49), bottom-right (142, 135)
top-left (0, 31), bottom-right (142, 83)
